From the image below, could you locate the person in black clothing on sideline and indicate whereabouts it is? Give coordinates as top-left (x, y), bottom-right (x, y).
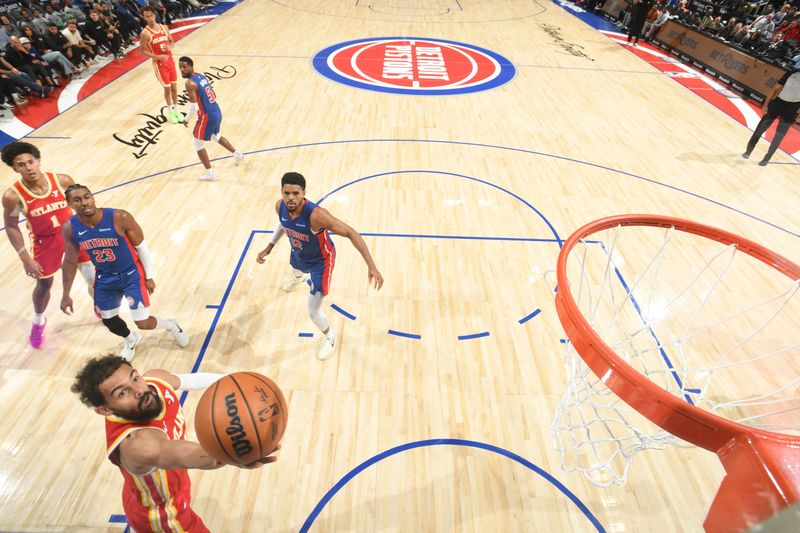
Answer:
top-left (627, 0), bottom-right (653, 46)
top-left (743, 67), bottom-right (800, 166)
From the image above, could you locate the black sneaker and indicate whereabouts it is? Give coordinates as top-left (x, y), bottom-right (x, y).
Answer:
top-left (758, 159), bottom-right (769, 166)
top-left (742, 151), bottom-right (750, 159)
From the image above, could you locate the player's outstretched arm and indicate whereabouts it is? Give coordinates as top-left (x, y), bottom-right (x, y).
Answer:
top-left (120, 427), bottom-right (280, 473)
top-left (120, 428), bottom-right (225, 472)
top-left (60, 221), bottom-right (79, 314)
top-left (3, 188), bottom-right (42, 278)
top-left (311, 207), bottom-right (384, 290)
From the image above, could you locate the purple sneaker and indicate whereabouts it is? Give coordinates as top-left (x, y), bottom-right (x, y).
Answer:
top-left (29, 319), bottom-right (46, 349)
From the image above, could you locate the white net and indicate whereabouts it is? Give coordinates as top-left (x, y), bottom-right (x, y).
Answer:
top-left (551, 223), bottom-right (800, 487)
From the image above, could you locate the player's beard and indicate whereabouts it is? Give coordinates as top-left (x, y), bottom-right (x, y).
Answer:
top-left (116, 390), bottom-right (163, 421)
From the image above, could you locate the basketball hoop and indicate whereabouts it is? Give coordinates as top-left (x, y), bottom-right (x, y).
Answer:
top-left (552, 214), bottom-right (800, 532)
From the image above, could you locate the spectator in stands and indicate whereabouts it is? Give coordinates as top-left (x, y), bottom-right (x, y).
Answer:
top-left (112, 0), bottom-right (142, 40)
top-left (642, 4), bottom-right (661, 38)
top-left (774, 4), bottom-right (791, 24)
top-left (783, 20), bottom-right (800, 43)
top-left (749, 12), bottom-right (775, 39)
top-left (743, 65), bottom-right (800, 165)
top-left (719, 17), bottom-right (738, 40)
top-left (30, 9), bottom-right (50, 36)
top-left (42, 5), bottom-right (67, 30)
top-left (46, 22), bottom-right (90, 69)
top-left (5, 35), bottom-right (55, 87)
top-left (16, 10), bottom-right (36, 33)
top-left (699, 7), bottom-right (714, 30)
top-left (1, 15), bottom-right (21, 42)
top-left (62, 0), bottom-right (87, 25)
top-left (645, 5), bottom-right (670, 40)
top-left (0, 51), bottom-right (53, 97)
top-left (675, 1), bottom-right (691, 22)
top-left (21, 25), bottom-right (75, 78)
top-left (61, 19), bottom-right (96, 64)
top-left (84, 10), bottom-right (122, 58)
top-left (729, 22), bottom-right (749, 43)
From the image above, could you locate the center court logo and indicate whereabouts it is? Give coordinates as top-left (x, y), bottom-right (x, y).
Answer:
top-left (312, 37), bottom-right (515, 95)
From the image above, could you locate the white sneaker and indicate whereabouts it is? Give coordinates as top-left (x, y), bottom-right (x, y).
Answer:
top-left (280, 274), bottom-right (309, 292)
top-left (167, 318), bottom-right (189, 347)
top-left (233, 151), bottom-right (244, 166)
top-left (120, 331), bottom-right (143, 361)
top-left (318, 330), bottom-right (336, 360)
top-left (200, 169), bottom-right (218, 181)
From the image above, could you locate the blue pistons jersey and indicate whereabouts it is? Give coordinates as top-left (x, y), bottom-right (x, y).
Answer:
top-left (191, 73), bottom-right (220, 117)
top-left (70, 208), bottom-right (151, 312)
top-left (70, 208), bottom-right (140, 274)
top-left (279, 200), bottom-right (336, 295)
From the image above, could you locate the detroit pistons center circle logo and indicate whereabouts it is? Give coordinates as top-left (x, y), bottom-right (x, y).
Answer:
top-left (312, 37), bottom-right (515, 96)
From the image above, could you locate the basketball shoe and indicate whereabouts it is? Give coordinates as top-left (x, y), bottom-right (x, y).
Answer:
top-left (120, 331), bottom-right (142, 361)
top-left (200, 168), bottom-right (218, 181)
top-left (167, 319), bottom-right (189, 347)
top-left (233, 151), bottom-right (244, 165)
top-left (29, 319), bottom-right (46, 349)
top-left (280, 273), bottom-right (309, 292)
top-left (318, 329), bottom-right (336, 360)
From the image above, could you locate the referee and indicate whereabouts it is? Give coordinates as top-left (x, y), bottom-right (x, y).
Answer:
top-left (743, 67), bottom-right (800, 166)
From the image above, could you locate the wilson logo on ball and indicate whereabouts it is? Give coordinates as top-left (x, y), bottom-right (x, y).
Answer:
top-left (224, 393), bottom-right (253, 458)
top-left (312, 37), bottom-right (516, 95)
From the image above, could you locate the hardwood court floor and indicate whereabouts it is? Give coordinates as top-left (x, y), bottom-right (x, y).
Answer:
top-left (1, 1), bottom-right (798, 531)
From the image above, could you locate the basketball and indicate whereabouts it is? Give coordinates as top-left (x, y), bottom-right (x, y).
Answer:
top-left (194, 372), bottom-right (288, 466)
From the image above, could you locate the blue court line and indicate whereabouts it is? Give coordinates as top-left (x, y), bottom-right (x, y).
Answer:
top-left (598, 241), bottom-right (695, 405)
top-left (518, 308), bottom-right (541, 324)
top-left (360, 232), bottom-right (560, 243)
top-left (455, 0), bottom-right (463, 9)
top-left (560, 338), bottom-right (568, 343)
top-left (330, 303), bottom-right (357, 321)
top-left (108, 514), bottom-right (127, 523)
top-left (299, 332), bottom-right (314, 338)
top-left (178, 229), bottom-right (269, 405)
top-left (205, 304), bottom-right (219, 309)
top-left (300, 438), bottom-right (606, 533)
top-left (387, 329), bottom-right (422, 339)
top-left (458, 331), bottom-right (490, 340)
top-left (2, 138), bottom-right (797, 239)
top-left (25, 135), bottom-right (71, 139)
top-left (686, 388), bottom-right (702, 394)
top-left (317, 169), bottom-right (562, 245)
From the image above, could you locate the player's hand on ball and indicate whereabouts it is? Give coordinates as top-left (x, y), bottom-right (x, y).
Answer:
top-left (145, 279), bottom-right (156, 294)
top-left (60, 295), bottom-right (74, 315)
top-left (239, 444), bottom-right (281, 469)
top-left (368, 267), bottom-right (384, 290)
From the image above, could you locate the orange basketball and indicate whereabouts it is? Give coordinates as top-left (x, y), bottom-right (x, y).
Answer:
top-left (194, 372), bottom-right (288, 466)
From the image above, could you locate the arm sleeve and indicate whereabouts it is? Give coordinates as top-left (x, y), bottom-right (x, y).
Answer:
top-left (174, 373), bottom-right (224, 391)
top-left (270, 220), bottom-right (286, 245)
top-left (184, 102), bottom-right (197, 123)
top-left (134, 241), bottom-right (154, 279)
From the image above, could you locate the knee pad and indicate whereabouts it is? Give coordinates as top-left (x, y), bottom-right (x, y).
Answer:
top-left (102, 315), bottom-right (131, 338)
top-left (192, 138), bottom-right (205, 151)
top-left (211, 132), bottom-right (221, 143)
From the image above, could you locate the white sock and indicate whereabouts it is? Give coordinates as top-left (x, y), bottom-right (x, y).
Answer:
top-left (33, 313), bottom-right (45, 325)
top-left (125, 332), bottom-right (138, 344)
top-left (170, 104), bottom-right (177, 113)
top-left (154, 317), bottom-right (174, 331)
top-left (324, 328), bottom-right (335, 340)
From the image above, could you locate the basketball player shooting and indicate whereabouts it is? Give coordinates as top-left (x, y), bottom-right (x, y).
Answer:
top-left (256, 172), bottom-right (384, 360)
top-left (72, 355), bottom-right (279, 533)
